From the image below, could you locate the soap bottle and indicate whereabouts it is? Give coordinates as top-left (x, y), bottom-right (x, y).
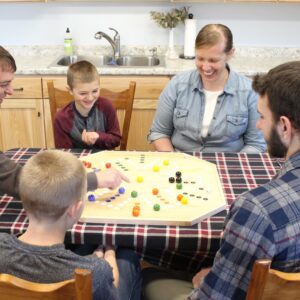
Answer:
top-left (64, 27), bottom-right (73, 56)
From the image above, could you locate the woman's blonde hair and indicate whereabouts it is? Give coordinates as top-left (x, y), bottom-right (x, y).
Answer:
top-left (195, 24), bottom-right (233, 53)
top-left (67, 60), bottom-right (99, 89)
top-left (19, 150), bottom-right (86, 221)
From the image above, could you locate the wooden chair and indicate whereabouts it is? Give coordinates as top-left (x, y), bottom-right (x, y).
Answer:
top-left (0, 268), bottom-right (92, 300)
top-left (246, 259), bottom-right (300, 300)
top-left (47, 80), bottom-right (136, 150)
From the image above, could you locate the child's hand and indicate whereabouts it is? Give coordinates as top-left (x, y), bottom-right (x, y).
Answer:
top-left (104, 245), bottom-right (116, 259)
top-left (93, 245), bottom-right (104, 258)
top-left (82, 129), bottom-right (99, 145)
top-left (95, 168), bottom-right (130, 189)
top-left (94, 245), bottom-right (116, 259)
top-left (102, 245), bottom-right (119, 288)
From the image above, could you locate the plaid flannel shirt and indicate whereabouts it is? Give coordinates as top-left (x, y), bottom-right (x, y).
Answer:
top-left (188, 151), bottom-right (300, 300)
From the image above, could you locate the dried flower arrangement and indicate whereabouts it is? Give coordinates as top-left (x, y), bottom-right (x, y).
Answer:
top-left (150, 7), bottom-right (189, 29)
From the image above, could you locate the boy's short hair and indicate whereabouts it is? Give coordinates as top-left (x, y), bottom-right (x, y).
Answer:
top-left (0, 46), bottom-right (17, 72)
top-left (19, 150), bottom-right (86, 221)
top-left (67, 60), bottom-right (99, 89)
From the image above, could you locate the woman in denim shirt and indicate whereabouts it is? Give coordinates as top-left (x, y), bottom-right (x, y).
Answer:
top-left (148, 24), bottom-right (266, 153)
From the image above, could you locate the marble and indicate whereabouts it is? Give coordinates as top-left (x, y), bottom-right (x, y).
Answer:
top-left (5, 45), bottom-right (300, 76)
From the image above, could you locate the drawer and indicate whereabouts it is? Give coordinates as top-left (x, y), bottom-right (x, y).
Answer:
top-left (7, 77), bottom-right (42, 99)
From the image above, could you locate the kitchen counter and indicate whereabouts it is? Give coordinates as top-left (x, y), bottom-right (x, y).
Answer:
top-left (8, 45), bottom-right (300, 76)
top-left (2, 45), bottom-right (300, 152)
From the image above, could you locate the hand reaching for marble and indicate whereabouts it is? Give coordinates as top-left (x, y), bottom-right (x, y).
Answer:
top-left (95, 168), bottom-right (130, 189)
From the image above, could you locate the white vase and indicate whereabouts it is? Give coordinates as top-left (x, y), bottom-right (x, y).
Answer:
top-left (165, 28), bottom-right (178, 60)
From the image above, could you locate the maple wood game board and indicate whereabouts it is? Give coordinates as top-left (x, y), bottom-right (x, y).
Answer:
top-left (79, 151), bottom-right (226, 226)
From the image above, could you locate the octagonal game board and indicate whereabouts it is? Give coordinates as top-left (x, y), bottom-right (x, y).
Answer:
top-left (79, 151), bottom-right (226, 226)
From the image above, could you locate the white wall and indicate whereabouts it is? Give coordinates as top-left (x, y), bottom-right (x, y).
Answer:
top-left (0, 2), bottom-right (299, 47)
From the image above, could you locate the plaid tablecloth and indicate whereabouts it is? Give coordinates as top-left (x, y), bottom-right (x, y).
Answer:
top-left (0, 148), bottom-right (283, 273)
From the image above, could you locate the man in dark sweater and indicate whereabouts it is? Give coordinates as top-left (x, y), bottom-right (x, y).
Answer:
top-left (0, 45), bottom-right (127, 197)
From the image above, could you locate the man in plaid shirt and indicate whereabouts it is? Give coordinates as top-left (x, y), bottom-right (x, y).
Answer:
top-left (142, 61), bottom-right (300, 300)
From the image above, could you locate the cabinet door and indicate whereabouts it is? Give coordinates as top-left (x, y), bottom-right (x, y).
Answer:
top-left (0, 77), bottom-right (45, 151)
top-left (0, 99), bottom-right (46, 151)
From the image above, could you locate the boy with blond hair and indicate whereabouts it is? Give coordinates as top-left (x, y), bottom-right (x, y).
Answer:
top-left (0, 150), bottom-right (141, 300)
top-left (54, 60), bottom-right (121, 149)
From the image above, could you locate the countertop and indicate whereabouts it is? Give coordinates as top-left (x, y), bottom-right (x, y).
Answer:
top-left (8, 45), bottom-right (300, 76)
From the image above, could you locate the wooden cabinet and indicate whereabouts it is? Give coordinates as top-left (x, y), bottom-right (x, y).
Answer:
top-left (0, 77), bottom-right (46, 151)
top-left (42, 75), bottom-right (170, 151)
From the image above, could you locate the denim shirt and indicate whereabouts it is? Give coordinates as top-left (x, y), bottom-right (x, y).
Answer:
top-left (148, 67), bottom-right (266, 153)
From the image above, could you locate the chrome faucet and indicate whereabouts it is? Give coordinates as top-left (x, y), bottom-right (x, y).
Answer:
top-left (149, 47), bottom-right (158, 57)
top-left (94, 28), bottom-right (120, 60)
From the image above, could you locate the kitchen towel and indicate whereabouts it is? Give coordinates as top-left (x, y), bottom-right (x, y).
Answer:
top-left (184, 18), bottom-right (197, 59)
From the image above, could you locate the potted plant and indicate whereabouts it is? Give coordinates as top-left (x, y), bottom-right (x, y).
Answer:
top-left (150, 7), bottom-right (189, 59)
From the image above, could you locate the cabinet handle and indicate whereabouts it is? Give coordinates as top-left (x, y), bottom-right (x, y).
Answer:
top-left (37, 112), bottom-right (41, 117)
top-left (13, 87), bottom-right (24, 92)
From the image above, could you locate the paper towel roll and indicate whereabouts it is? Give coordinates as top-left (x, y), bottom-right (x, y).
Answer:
top-left (184, 18), bottom-right (197, 59)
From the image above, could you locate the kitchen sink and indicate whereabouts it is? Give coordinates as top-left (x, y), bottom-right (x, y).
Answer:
top-left (49, 55), bottom-right (165, 68)
top-left (115, 56), bottom-right (161, 67)
top-left (52, 55), bottom-right (113, 67)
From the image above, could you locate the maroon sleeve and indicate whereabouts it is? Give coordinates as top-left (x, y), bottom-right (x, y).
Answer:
top-left (93, 97), bottom-right (121, 149)
top-left (0, 152), bottom-right (22, 198)
top-left (54, 104), bottom-right (75, 149)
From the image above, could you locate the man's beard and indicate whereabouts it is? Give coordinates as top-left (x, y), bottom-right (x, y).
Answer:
top-left (267, 126), bottom-right (288, 158)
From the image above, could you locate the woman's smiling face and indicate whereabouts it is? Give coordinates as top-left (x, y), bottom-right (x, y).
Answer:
top-left (195, 39), bottom-right (232, 86)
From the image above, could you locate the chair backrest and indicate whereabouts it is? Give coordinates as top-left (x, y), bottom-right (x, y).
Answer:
top-left (47, 80), bottom-right (73, 127)
top-left (100, 81), bottom-right (135, 150)
top-left (0, 268), bottom-right (92, 300)
top-left (47, 80), bottom-right (136, 150)
top-left (246, 259), bottom-right (300, 300)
